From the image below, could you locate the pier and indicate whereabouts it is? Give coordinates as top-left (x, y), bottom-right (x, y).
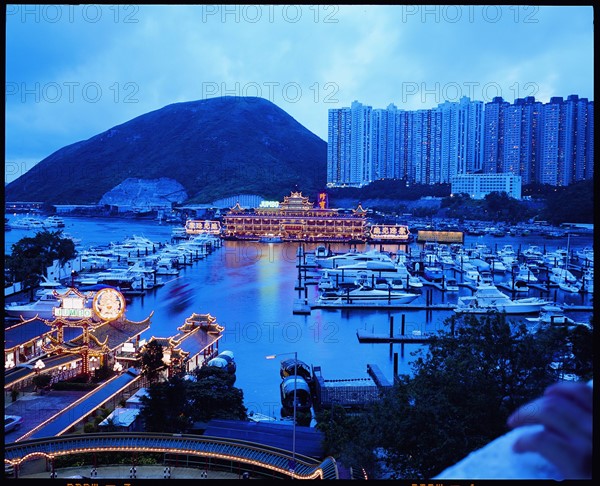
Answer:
top-left (311, 364), bottom-right (391, 411)
top-left (311, 302), bottom-right (456, 311)
top-left (356, 330), bottom-right (436, 344)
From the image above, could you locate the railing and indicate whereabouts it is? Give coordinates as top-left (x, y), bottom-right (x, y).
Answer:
top-left (5, 432), bottom-right (340, 479)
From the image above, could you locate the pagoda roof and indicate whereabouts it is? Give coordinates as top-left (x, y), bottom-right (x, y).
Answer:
top-left (229, 202), bottom-right (246, 213)
top-left (43, 313), bottom-right (152, 355)
top-left (353, 203), bottom-right (368, 216)
top-left (144, 313), bottom-right (223, 362)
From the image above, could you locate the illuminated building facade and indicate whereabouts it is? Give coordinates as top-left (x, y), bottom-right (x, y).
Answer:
top-left (222, 191), bottom-right (368, 242)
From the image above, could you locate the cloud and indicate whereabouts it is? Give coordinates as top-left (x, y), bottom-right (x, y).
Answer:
top-left (5, 4), bottom-right (594, 180)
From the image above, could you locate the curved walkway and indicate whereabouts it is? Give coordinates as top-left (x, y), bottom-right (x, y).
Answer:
top-left (5, 432), bottom-right (339, 479)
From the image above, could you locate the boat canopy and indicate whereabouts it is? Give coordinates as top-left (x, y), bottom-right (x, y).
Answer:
top-left (280, 358), bottom-right (312, 381)
top-left (281, 376), bottom-right (311, 395)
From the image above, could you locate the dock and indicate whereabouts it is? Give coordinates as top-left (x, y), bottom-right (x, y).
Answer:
top-left (311, 363), bottom-right (391, 411)
top-left (311, 301), bottom-right (457, 311)
top-left (356, 330), bottom-right (437, 344)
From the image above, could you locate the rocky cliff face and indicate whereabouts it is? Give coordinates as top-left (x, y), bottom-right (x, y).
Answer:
top-left (98, 178), bottom-right (188, 208)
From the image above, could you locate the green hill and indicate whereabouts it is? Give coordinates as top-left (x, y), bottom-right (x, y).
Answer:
top-left (5, 97), bottom-right (327, 204)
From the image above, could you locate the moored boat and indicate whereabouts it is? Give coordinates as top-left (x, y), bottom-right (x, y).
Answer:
top-left (454, 284), bottom-right (550, 314)
top-left (280, 375), bottom-right (312, 412)
top-left (318, 284), bottom-right (419, 304)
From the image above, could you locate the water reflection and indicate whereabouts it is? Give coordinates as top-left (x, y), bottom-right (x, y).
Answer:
top-left (4, 215), bottom-right (594, 420)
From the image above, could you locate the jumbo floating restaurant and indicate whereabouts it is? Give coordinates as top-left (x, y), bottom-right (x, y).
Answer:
top-left (198, 191), bottom-right (413, 243)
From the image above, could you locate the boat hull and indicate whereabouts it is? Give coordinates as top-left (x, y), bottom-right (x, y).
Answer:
top-left (455, 300), bottom-right (548, 314)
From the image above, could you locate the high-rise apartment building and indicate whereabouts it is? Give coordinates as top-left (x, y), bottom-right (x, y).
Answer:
top-left (502, 96), bottom-right (542, 184)
top-left (327, 95), bottom-right (592, 189)
top-left (482, 96), bottom-right (510, 174)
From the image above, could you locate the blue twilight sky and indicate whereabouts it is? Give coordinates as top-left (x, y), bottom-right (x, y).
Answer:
top-left (5, 4), bottom-right (594, 183)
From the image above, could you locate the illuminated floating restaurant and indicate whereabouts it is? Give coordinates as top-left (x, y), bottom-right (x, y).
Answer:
top-left (221, 191), bottom-right (370, 242)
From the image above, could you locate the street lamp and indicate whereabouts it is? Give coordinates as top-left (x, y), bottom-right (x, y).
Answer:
top-left (34, 359), bottom-right (46, 373)
top-left (89, 356), bottom-right (99, 375)
top-left (266, 351), bottom-right (297, 478)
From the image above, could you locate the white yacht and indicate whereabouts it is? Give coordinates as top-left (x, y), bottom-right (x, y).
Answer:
top-left (5, 289), bottom-right (77, 320)
top-left (526, 305), bottom-right (589, 327)
top-left (43, 215), bottom-right (66, 228)
top-left (549, 266), bottom-right (578, 285)
top-left (318, 271), bottom-right (338, 291)
top-left (515, 264), bottom-right (538, 284)
top-left (463, 268), bottom-right (481, 285)
top-left (454, 284), bottom-right (549, 314)
top-left (443, 277), bottom-right (459, 292)
top-left (318, 285), bottom-right (419, 304)
top-left (7, 216), bottom-right (46, 230)
top-left (316, 249), bottom-right (395, 269)
top-left (323, 259), bottom-right (401, 282)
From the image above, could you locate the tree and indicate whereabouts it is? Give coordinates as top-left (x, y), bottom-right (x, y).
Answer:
top-left (139, 376), bottom-right (191, 433)
top-left (315, 312), bottom-right (584, 479)
top-left (32, 373), bottom-right (52, 391)
top-left (138, 367), bottom-right (247, 433)
top-left (5, 230), bottom-right (77, 288)
top-left (140, 340), bottom-right (165, 384)
top-left (187, 368), bottom-right (247, 422)
top-left (315, 404), bottom-right (380, 477)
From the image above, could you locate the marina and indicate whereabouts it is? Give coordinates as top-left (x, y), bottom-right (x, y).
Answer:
top-left (4, 213), bottom-right (595, 424)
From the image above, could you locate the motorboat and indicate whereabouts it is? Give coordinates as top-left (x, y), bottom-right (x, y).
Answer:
top-left (522, 245), bottom-right (544, 260)
top-left (423, 266), bottom-right (444, 282)
top-left (576, 247), bottom-right (594, 265)
top-left (408, 275), bottom-right (423, 289)
top-left (280, 358), bottom-right (312, 385)
top-left (557, 280), bottom-right (582, 294)
top-left (5, 290), bottom-right (63, 320)
top-left (324, 259), bottom-right (403, 283)
top-left (443, 277), bottom-right (459, 292)
top-left (488, 259), bottom-right (507, 273)
top-left (479, 271), bottom-right (494, 286)
top-left (526, 305), bottom-right (578, 326)
top-left (514, 264), bottom-right (538, 284)
top-left (549, 267), bottom-right (578, 285)
top-left (454, 284), bottom-right (550, 314)
top-left (316, 249), bottom-right (395, 269)
top-left (34, 283), bottom-right (70, 300)
top-left (463, 268), bottom-right (480, 285)
top-left (4, 414), bottom-right (23, 433)
top-left (44, 216), bottom-right (66, 228)
top-left (314, 245), bottom-right (332, 259)
top-left (207, 350), bottom-right (236, 374)
top-left (7, 216), bottom-right (46, 230)
top-left (278, 357), bottom-right (312, 413)
top-left (5, 288), bottom-right (93, 320)
top-left (319, 284), bottom-right (420, 304)
top-left (280, 375), bottom-right (312, 412)
top-left (318, 271), bottom-right (338, 291)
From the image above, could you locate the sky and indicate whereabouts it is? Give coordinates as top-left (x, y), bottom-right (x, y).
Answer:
top-left (5, 4), bottom-right (594, 183)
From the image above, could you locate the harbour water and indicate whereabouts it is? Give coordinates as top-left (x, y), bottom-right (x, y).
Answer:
top-left (4, 214), bottom-right (594, 420)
